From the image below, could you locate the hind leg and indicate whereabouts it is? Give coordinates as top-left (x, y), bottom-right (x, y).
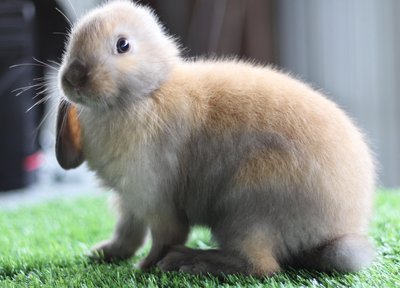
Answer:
top-left (139, 209), bottom-right (189, 270)
top-left (292, 234), bottom-right (375, 273)
top-left (157, 231), bottom-right (281, 276)
top-left (157, 246), bottom-right (250, 275)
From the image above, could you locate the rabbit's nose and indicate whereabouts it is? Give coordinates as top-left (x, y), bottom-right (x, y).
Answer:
top-left (63, 59), bottom-right (88, 89)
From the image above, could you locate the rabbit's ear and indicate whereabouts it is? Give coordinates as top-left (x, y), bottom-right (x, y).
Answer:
top-left (55, 100), bottom-right (84, 169)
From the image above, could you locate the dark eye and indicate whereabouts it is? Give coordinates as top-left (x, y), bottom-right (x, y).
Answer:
top-left (116, 38), bottom-right (130, 54)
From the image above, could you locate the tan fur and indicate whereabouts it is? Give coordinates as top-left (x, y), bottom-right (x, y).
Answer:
top-left (149, 61), bottom-right (374, 236)
top-left (57, 0), bottom-right (376, 276)
top-left (239, 229), bottom-right (281, 276)
top-left (67, 104), bottom-right (82, 152)
top-left (155, 60), bottom-right (374, 230)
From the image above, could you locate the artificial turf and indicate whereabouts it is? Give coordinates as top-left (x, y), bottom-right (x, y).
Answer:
top-left (0, 191), bottom-right (399, 287)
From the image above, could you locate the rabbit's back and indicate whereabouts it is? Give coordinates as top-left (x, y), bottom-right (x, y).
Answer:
top-left (153, 60), bottom-right (375, 258)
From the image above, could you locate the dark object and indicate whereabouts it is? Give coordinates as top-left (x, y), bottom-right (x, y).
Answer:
top-left (0, 0), bottom-right (38, 191)
top-left (0, 0), bottom-right (68, 191)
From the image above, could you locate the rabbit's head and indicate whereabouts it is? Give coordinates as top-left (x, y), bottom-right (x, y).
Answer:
top-left (59, 0), bottom-right (179, 109)
top-left (56, 1), bottom-right (179, 169)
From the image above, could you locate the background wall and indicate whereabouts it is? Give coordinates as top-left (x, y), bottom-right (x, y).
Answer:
top-left (277, 0), bottom-right (400, 187)
top-left (58, 0), bottom-right (399, 188)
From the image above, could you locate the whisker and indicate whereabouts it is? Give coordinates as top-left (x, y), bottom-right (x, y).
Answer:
top-left (33, 105), bottom-right (57, 137)
top-left (77, 106), bottom-right (84, 120)
top-left (53, 31), bottom-right (69, 36)
top-left (32, 76), bottom-right (49, 82)
top-left (14, 84), bottom-right (49, 97)
top-left (32, 96), bottom-right (63, 141)
top-left (10, 58), bottom-right (60, 72)
top-left (36, 74), bottom-right (59, 80)
top-left (9, 63), bottom-right (48, 69)
top-left (33, 86), bottom-right (57, 100)
top-left (12, 83), bottom-right (44, 93)
top-left (35, 84), bottom-right (48, 91)
top-left (47, 59), bottom-right (61, 67)
top-left (27, 94), bottom-right (51, 112)
top-left (55, 7), bottom-right (73, 28)
top-left (33, 57), bottom-right (59, 72)
top-left (65, 0), bottom-right (78, 20)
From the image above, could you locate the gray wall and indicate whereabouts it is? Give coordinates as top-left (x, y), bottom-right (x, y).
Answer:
top-left (277, 0), bottom-right (400, 188)
top-left (58, 0), bottom-right (399, 188)
top-left (57, 0), bottom-right (100, 20)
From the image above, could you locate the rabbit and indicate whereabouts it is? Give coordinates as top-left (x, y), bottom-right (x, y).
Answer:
top-left (56, 0), bottom-right (376, 277)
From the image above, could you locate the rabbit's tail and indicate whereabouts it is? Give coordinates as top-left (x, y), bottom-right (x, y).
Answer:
top-left (291, 234), bottom-right (375, 273)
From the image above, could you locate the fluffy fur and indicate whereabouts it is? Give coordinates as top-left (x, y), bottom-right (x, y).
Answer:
top-left (56, 0), bottom-right (376, 276)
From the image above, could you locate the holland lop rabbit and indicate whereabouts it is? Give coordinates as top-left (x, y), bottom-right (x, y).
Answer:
top-left (56, 0), bottom-right (376, 276)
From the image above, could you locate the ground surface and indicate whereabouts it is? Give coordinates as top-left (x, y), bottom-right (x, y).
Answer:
top-left (0, 192), bottom-right (399, 287)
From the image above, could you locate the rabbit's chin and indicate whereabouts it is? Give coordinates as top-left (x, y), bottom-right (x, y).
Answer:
top-left (63, 90), bottom-right (117, 110)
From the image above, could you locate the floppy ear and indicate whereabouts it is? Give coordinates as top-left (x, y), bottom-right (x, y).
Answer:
top-left (55, 100), bottom-right (84, 169)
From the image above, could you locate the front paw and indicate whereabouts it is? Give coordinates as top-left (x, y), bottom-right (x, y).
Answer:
top-left (90, 239), bottom-right (135, 262)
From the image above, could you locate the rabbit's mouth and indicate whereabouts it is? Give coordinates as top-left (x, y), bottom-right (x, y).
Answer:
top-left (61, 80), bottom-right (86, 105)
top-left (63, 90), bottom-right (112, 110)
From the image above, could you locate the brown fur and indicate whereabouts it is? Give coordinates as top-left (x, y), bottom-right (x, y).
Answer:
top-left (239, 229), bottom-right (281, 276)
top-left (152, 61), bottom-right (374, 236)
top-left (67, 104), bottom-right (82, 150)
top-left (56, 0), bottom-right (376, 277)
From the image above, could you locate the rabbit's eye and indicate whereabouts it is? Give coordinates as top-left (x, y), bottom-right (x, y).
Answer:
top-left (116, 38), bottom-right (130, 54)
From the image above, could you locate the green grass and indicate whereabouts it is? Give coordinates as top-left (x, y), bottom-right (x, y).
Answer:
top-left (0, 192), bottom-right (399, 287)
